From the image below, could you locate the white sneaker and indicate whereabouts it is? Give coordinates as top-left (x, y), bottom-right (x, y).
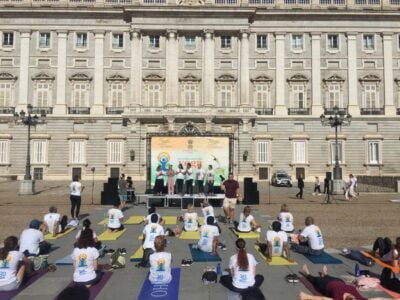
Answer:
top-left (255, 228), bottom-right (261, 233)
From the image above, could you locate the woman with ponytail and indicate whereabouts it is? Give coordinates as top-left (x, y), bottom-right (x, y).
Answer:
top-left (75, 219), bottom-right (101, 249)
top-left (220, 239), bottom-right (264, 296)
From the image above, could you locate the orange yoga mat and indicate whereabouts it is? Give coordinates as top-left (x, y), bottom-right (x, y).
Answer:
top-left (360, 251), bottom-right (400, 273)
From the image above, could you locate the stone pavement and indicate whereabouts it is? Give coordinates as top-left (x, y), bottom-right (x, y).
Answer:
top-left (13, 202), bottom-right (391, 300)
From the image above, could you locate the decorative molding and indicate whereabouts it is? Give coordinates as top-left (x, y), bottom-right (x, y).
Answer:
top-left (250, 75), bottom-right (273, 83)
top-left (0, 72), bottom-right (17, 81)
top-left (215, 74), bottom-right (236, 82)
top-left (31, 134), bottom-right (51, 139)
top-left (105, 134), bottom-right (126, 140)
top-left (67, 134), bottom-right (89, 140)
top-left (289, 134), bottom-right (310, 140)
top-left (252, 134), bottom-right (273, 140)
top-left (69, 73), bottom-right (92, 82)
top-left (363, 134), bottom-right (383, 140)
top-left (31, 72), bottom-right (55, 81)
top-left (359, 74), bottom-right (381, 82)
top-left (0, 134), bottom-right (12, 139)
top-left (106, 74), bottom-right (129, 82)
top-left (143, 74), bottom-right (165, 82)
top-left (179, 74), bottom-right (201, 82)
top-left (323, 74), bottom-right (345, 83)
top-left (325, 134), bottom-right (347, 140)
top-left (287, 74), bottom-right (308, 83)
top-left (178, 121), bottom-right (201, 136)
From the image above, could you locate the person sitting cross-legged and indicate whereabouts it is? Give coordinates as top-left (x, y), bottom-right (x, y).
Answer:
top-left (233, 206), bottom-right (261, 233)
top-left (107, 201), bottom-right (124, 232)
top-left (149, 235), bottom-right (172, 285)
top-left (20, 219), bottom-right (51, 257)
top-left (181, 204), bottom-right (198, 232)
top-left (197, 216), bottom-right (219, 256)
top-left (144, 206), bottom-right (165, 226)
top-left (291, 216), bottom-right (324, 256)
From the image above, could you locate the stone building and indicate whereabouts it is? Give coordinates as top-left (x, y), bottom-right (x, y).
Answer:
top-left (0, 0), bottom-right (400, 185)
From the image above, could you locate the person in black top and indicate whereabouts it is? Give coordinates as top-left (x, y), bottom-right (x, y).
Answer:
top-left (296, 175), bottom-right (304, 199)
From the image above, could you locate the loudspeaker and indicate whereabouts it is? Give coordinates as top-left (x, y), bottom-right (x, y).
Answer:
top-left (243, 177), bottom-right (254, 203)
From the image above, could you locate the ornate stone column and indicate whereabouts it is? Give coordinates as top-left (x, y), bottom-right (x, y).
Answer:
top-left (54, 30), bottom-right (68, 115)
top-left (92, 31), bottom-right (105, 115)
top-left (382, 33), bottom-right (396, 116)
top-left (165, 30), bottom-right (179, 106)
top-left (311, 32), bottom-right (323, 116)
top-left (203, 30), bottom-right (215, 106)
top-left (130, 28), bottom-right (142, 107)
top-left (347, 32), bottom-right (359, 116)
top-left (275, 33), bottom-right (287, 115)
top-left (239, 30), bottom-right (250, 106)
top-left (16, 30), bottom-right (31, 112)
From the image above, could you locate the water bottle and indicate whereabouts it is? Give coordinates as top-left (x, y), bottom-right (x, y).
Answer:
top-left (216, 263), bottom-right (221, 275)
top-left (355, 263), bottom-right (360, 277)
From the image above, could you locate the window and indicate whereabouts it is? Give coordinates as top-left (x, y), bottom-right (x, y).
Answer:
top-left (108, 140), bottom-right (124, 164)
top-left (109, 83), bottom-right (124, 107)
top-left (183, 84), bottom-right (197, 106)
top-left (2, 32), bottom-right (14, 47)
top-left (39, 32), bottom-right (51, 48)
top-left (70, 140), bottom-right (85, 164)
top-left (293, 141), bottom-right (306, 164)
top-left (368, 141), bottom-right (380, 164)
top-left (33, 168), bottom-right (43, 180)
top-left (327, 84), bottom-right (341, 108)
top-left (257, 141), bottom-right (268, 163)
top-left (0, 82), bottom-right (13, 107)
top-left (330, 142), bottom-right (343, 164)
top-left (255, 85), bottom-right (269, 108)
top-left (327, 34), bottom-right (339, 50)
top-left (76, 33), bottom-right (88, 48)
top-left (292, 85), bottom-right (305, 108)
top-left (256, 35), bottom-right (268, 50)
top-left (291, 34), bottom-right (303, 51)
top-left (148, 84), bottom-right (161, 106)
top-left (363, 34), bottom-right (375, 50)
top-left (149, 35), bottom-right (160, 49)
top-left (185, 36), bottom-right (196, 49)
top-left (220, 84), bottom-right (233, 106)
top-left (72, 83), bottom-right (88, 107)
top-left (221, 36), bottom-right (231, 49)
top-left (35, 82), bottom-right (51, 107)
top-left (363, 84), bottom-right (378, 108)
top-left (32, 140), bottom-right (47, 164)
top-left (112, 33), bottom-right (123, 49)
top-left (0, 140), bottom-right (9, 164)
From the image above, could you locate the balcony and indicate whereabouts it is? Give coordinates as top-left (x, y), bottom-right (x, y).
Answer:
top-left (106, 107), bottom-right (124, 115)
top-left (323, 107), bottom-right (348, 115)
top-left (360, 108), bottom-right (384, 115)
top-left (288, 108), bottom-right (311, 115)
top-left (255, 108), bottom-right (274, 115)
top-left (68, 107), bottom-right (90, 115)
top-left (31, 107), bottom-right (53, 115)
top-left (0, 107), bottom-right (15, 114)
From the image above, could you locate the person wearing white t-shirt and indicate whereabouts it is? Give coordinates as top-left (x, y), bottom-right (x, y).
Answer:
top-left (175, 163), bottom-right (185, 195)
top-left (256, 221), bottom-right (292, 262)
top-left (346, 174), bottom-right (359, 200)
top-left (206, 165), bottom-right (215, 195)
top-left (44, 206), bottom-right (68, 237)
top-left (182, 204), bottom-right (198, 232)
top-left (20, 220), bottom-right (51, 256)
top-left (137, 214), bottom-right (165, 268)
top-left (200, 202), bottom-right (221, 234)
top-left (197, 216), bottom-right (219, 255)
top-left (196, 163), bottom-right (205, 195)
top-left (149, 235), bottom-right (172, 285)
top-left (70, 176), bottom-right (84, 220)
top-left (144, 207), bottom-right (165, 226)
top-left (291, 217), bottom-right (324, 256)
top-left (107, 202), bottom-right (124, 232)
top-left (72, 229), bottom-right (102, 287)
top-left (234, 206), bottom-right (261, 233)
top-left (220, 239), bottom-right (264, 295)
top-left (185, 163), bottom-right (194, 195)
top-left (277, 204), bottom-right (294, 233)
top-left (0, 236), bottom-right (27, 292)
top-left (154, 165), bottom-right (165, 196)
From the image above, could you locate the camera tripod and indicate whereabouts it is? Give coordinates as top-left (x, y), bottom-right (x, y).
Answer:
top-left (322, 187), bottom-right (337, 204)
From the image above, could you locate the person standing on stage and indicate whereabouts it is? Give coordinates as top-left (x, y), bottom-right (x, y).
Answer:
top-left (176, 163), bottom-right (185, 195)
top-left (221, 173), bottom-right (240, 224)
top-left (295, 174), bottom-right (304, 199)
top-left (185, 163), bottom-right (194, 195)
top-left (166, 165), bottom-right (175, 195)
top-left (70, 175), bottom-right (84, 220)
top-left (154, 166), bottom-right (165, 195)
top-left (196, 163), bottom-right (205, 195)
top-left (206, 165), bottom-right (215, 195)
top-left (118, 173), bottom-right (128, 210)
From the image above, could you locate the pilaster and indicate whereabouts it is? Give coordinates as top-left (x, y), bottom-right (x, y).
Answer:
top-left (54, 30), bottom-right (68, 115)
top-left (92, 31), bottom-right (105, 115)
top-left (130, 28), bottom-right (142, 107)
top-left (347, 32), bottom-right (359, 116)
top-left (311, 33), bottom-right (323, 116)
top-left (16, 30), bottom-right (31, 112)
top-left (382, 33), bottom-right (396, 116)
top-left (203, 30), bottom-right (215, 106)
top-left (165, 30), bottom-right (179, 106)
top-left (275, 33), bottom-right (287, 115)
top-left (240, 30), bottom-right (250, 107)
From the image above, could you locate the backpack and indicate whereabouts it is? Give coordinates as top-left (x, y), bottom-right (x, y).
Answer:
top-left (110, 249), bottom-right (126, 269)
top-left (202, 270), bottom-right (218, 284)
top-left (32, 255), bottom-right (49, 271)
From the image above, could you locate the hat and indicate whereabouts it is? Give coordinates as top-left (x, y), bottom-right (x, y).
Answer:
top-left (29, 219), bottom-right (43, 230)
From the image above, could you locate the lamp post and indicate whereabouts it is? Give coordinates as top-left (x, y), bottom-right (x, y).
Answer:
top-left (320, 106), bottom-right (351, 194)
top-left (14, 104), bottom-right (46, 195)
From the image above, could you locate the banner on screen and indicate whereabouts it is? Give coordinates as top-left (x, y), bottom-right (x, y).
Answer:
top-left (151, 136), bottom-right (229, 186)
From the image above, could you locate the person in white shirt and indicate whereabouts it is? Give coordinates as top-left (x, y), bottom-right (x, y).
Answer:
top-left (182, 204), bottom-right (198, 232)
top-left (72, 228), bottom-right (102, 287)
top-left (107, 202), bottom-right (124, 232)
top-left (196, 163), bottom-right (205, 195)
top-left (44, 206), bottom-right (68, 237)
top-left (144, 207), bottom-right (165, 226)
top-left (220, 239), bottom-right (264, 295)
top-left (277, 204), bottom-right (294, 233)
top-left (185, 163), bottom-right (194, 195)
top-left (197, 216), bottom-right (219, 255)
top-left (75, 219), bottom-right (101, 249)
top-left (70, 175), bottom-right (84, 220)
top-left (200, 202), bottom-right (221, 234)
top-left (234, 206), bottom-right (261, 233)
top-left (206, 165), bottom-right (215, 195)
top-left (149, 235), bottom-right (172, 285)
top-left (137, 214), bottom-right (165, 268)
top-left (256, 221), bottom-right (292, 261)
top-left (20, 220), bottom-right (51, 256)
top-left (345, 174), bottom-right (359, 200)
top-left (0, 236), bottom-right (28, 292)
top-left (154, 165), bottom-right (165, 196)
top-left (291, 217), bottom-right (324, 256)
top-left (175, 163), bottom-right (185, 195)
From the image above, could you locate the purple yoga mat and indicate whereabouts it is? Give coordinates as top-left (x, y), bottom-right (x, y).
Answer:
top-left (0, 269), bottom-right (47, 300)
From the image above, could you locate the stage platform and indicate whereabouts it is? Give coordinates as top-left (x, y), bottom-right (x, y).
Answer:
top-left (136, 193), bottom-right (225, 209)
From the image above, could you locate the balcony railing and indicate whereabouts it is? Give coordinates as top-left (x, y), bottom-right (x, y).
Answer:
top-left (68, 107), bottom-right (90, 115)
top-left (0, 107), bottom-right (15, 114)
top-left (255, 108), bottom-right (274, 115)
top-left (31, 107), bottom-right (53, 115)
top-left (323, 107), bottom-right (348, 115)
top-left (106, 107), bottom-right (124, 115)
top-left (288, 108), bottom-right (311, 115)
top-left (360, 108), bottom-right (384, 115)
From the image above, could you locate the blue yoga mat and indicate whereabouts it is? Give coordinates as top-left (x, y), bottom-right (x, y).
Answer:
top-left (189, 244), bottom-right (222, 262)
top-left (303, 251), bottom-right (343, 264)
top-left (138, 268), bottom-right (180, 300)
top-left (56, 254), bottom-right (73, 265)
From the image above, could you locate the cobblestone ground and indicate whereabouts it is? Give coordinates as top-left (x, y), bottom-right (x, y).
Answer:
top-left (0, 180), bottom-right (399, 248)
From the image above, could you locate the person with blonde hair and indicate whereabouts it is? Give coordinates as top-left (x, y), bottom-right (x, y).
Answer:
top-left (278, 204), bottom-right (294, 233)
top-left (234, 206), bottom-right (261, 233)
top-left (181, 204), bottom-right (198, 232)
top-left (149, 236), bottom-right (172, 285)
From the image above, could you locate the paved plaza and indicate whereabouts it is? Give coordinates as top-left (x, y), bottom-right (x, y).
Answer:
top-left (0, 180), bottom-right (399, 299)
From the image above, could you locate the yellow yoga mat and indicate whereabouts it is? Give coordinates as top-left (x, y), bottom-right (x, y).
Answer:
top-left (125, 216), bottom-right (145, 225)
top-left (45, 227), bottom-right (76, 240)
top-left (198, 217), bottom-right (204, 225)
top-left (98, 228), bottom-right (127, 241)
top-left (162, 216), bottom-right (177, 225)
top-left (179, 230), bottom-right (200, 240)
top-left (98, 218), bottom-right (108, 225)
top-left (254, 245), bottom-right (297, 265)
top-left (130, 247), bottom-right (144, 261)
top-left (138, 234), bottom-right (143, 240)
top-left (232, 229), bottom-right (260, 239)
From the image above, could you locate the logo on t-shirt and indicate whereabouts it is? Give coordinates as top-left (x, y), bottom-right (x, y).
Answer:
top-left (156, 258), bottom-right (166, 272)
top-left (77, 253), bottom-right (88, 268)
top-left (273, 237), bottom-right (281, 254)
top-left (150, 225), bottom-right (157, 234)
top-left (315, 228), bottom-right (322, 238)
top-left (285, 216), bottom-right (290, 222)
top-left (0, 256), bottom-right (11, 269)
